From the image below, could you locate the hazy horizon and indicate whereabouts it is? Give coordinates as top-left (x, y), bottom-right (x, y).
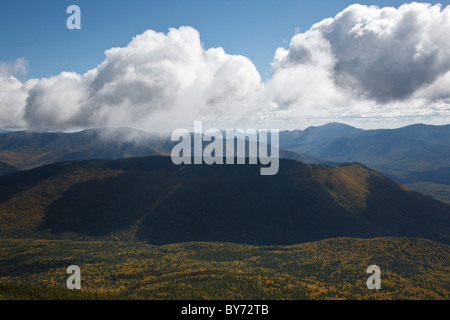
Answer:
top-left (2, 120), bottom-right (450, 135)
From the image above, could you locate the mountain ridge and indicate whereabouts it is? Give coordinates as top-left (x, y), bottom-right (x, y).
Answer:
top-left (0, 156), bottom-right (448, 245)
top-left (0, 127), bottom-right (336, 171)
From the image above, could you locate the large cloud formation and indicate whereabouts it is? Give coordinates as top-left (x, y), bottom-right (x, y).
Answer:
top-left (1, 3), bottom-right (450, 131)
top-left (266, 2), bottom-right (450, 128)
top-left (2, 27), bottom-right (262, 131)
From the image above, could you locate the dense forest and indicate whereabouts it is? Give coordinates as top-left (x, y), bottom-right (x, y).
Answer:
top-left (1, 237), bottom-right (449, 300)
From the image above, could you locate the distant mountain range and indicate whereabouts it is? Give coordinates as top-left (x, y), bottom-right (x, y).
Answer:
top-left (0, 122), bottom-right (449, 202)
top-left (0, 156), bottom-right (448, 245)
top-left (0, 128), bottom-right (164, 170)
top-left (0, 127), bottom-right (336, 171)
top-left (280, 122), bottom-right (450, 179)
top-left (279, 122), bottom-right (450, 202)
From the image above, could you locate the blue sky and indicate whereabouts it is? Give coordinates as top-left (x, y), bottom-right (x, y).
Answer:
top-left (1, 0), bottom-right (443, 81)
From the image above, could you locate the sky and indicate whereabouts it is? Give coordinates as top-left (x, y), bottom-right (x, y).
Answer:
top-left (1, 0), bottom-right (450, 132)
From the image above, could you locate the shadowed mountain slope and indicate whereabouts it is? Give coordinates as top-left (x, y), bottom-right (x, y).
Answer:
top-left (0, 156), bottom-right (448, 245)
top-left (0, 161), bottom-right (18, 176)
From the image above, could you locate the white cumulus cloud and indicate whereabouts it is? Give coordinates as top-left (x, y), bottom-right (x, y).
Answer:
top-left (265, 2), bottom-right (450, 128)
top-left (18, 27), bottom-right (263, 131)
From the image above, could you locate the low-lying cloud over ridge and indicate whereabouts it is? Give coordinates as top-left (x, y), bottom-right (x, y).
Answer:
top-left (1, 3), bottom-right (450, 131)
